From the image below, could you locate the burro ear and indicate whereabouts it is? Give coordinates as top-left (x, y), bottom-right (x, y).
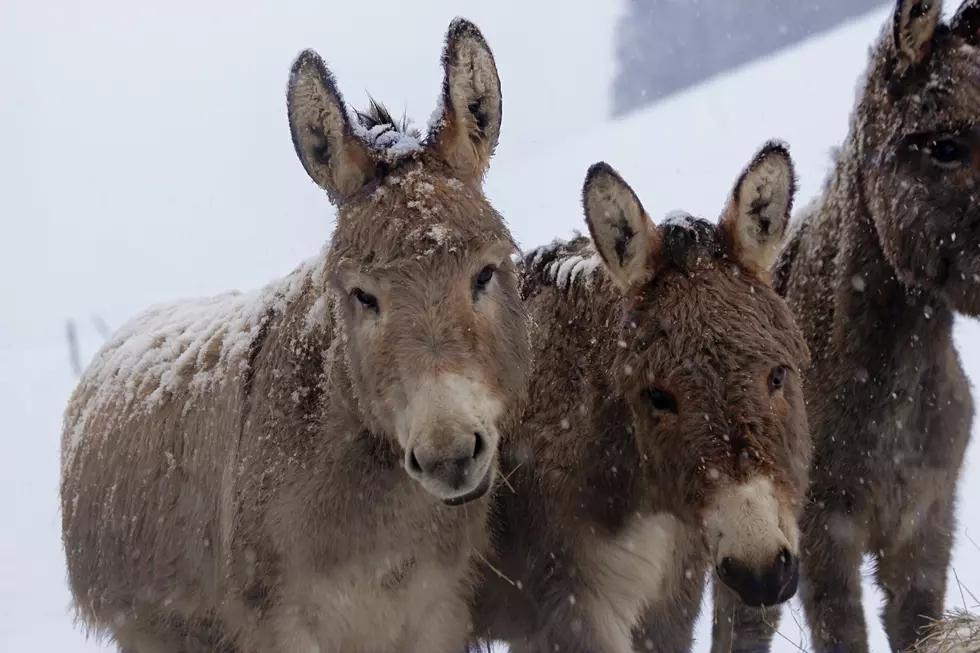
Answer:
top-left (286, 49), bottom-right (376, 205)
top-left (893, 0), bottom-right (943, 66)
top-left (582, 162), bottom-right (661, 293)
top-left (427, 18), bottom-right (502, 185)
top-left (720, 140), bottom-right (796, 275)
top-left (952, 0), bottom-right (980, 42)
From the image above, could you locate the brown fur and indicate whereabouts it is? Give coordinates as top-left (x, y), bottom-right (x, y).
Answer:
top-left (469, 143), bottom-right (811, 653)
top-left (716, 2), bottom-right (980, 651)
top-left (60, 18), bottom-right (531, 653)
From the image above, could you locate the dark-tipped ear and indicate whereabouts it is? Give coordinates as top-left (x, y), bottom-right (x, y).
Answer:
top-left (952, 0), bottom-right (980, 42)
top-left (427, 18), bottom-right (502, 185)
top-left (582, 162), bottom-right (660, 293)
top-left (287, 49), bottom-right (376, 205)
top-left (893, 0), bottom-right (943, 66)
top-left (720, 141), bottom-right (796, 274)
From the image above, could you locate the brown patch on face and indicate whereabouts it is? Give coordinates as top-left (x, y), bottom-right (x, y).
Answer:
top-left (611, 217), bottom-right (810, 526)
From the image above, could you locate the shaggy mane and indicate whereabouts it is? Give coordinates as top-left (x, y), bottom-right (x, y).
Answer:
top-left (348, 96), bottom-right (424, 162)
top-left (522, 234), bottom-right (603, 295)
top-left (355, 97), bottom-right (423, 141)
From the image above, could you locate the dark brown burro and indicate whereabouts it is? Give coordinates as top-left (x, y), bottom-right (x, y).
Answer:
top-left (59, 18), bottom-right (531, 653)
top-left (468, 142), bottom-right (812, 653)
top-left (715, 1), bottom-right (980, 652)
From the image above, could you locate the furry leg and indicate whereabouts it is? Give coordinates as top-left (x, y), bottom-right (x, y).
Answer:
top-left (875, 500), bottom-right (955, 652)
top-left (799, 510), bottom-right (869, 653)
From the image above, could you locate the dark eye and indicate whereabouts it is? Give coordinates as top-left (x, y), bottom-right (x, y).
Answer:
top-left (927, 138), bottom-right (970, 168)
top-left (473, 265), bottom-right (496, 296)
top-left (769, 365), bottom-right (789, 392)
top-left (643, 387), bottom-right (678, 413)
top-left (351, 288), bottom-right (379, 312)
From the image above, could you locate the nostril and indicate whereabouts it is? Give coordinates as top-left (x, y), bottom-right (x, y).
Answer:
top-left (472, 432), bottom-right (486, 460)
top-left (719, 557), bottom-right (734, 580)
top-left (408, 449), bottom-right (423, 475)
top-left (778, 547), bottom-right (793, 572)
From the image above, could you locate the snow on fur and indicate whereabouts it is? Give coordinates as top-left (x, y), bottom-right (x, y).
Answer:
top-left (524, 236), bottom-right (603, 290)
top-left (661, 209), bottom-right (700, 230)
top-left (348, 100), bottom-right (423, 162)
top-left (63, 250), bottom-right (332, 469)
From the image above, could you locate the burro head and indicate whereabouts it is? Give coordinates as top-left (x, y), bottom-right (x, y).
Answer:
top-left (858, 0), bottom-right (980, 314)
top-left (582, 142), bottom-right (811, 607)
top-left (286, 19), bottom-right (530, 504)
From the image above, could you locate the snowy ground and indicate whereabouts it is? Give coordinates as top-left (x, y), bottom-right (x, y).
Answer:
top-left (3, 2), bottom-right (979, 652)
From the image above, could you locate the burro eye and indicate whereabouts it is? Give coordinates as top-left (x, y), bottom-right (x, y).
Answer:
top-left (643, 387), bottom-right (679, 413)
top-left (351, 287), bottom-right (379, 312)
top-left (769, 365), bottom-right (789, 392)
top-left (925, 137), bottom-right (971, 169)
top-left (472, 264), bottom-right (496, 299)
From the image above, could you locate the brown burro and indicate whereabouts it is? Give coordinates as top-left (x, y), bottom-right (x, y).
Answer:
top-left (468, 141), bottom-right (812, 653)
top-left (59, 18), bottom-right (531, 653)
top-left (714, 1), bottom-right (980, 652)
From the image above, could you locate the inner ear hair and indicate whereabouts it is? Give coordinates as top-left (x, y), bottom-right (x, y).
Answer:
top-left (893, 0), bottom-right (944, 66)
top-left (722, 140), bottom-right (796, 274)
top-left (427, 18), bottom-right (503, 185)
top-left (286, 49), bottom-right (376, 204)
top-left (582, 162), bottom-right (659, 292)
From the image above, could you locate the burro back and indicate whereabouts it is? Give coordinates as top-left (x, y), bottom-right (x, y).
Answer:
top-left (469, 142), bottom-right (811, 653)
top-left (60, 17), bottom-right (530, 653)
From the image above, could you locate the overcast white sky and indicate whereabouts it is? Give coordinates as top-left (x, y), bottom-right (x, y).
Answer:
top-left (0, 0), bottom-right (619, 359)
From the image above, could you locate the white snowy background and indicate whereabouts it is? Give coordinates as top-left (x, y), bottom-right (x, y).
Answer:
top-left (2, 1), bottom-right (979, 652)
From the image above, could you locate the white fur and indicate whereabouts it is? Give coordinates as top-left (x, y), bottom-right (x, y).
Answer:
top-left (397, 373), bottom-right (502, 497)
top-left (265, 561), bottom-right (471, 653)
top-left (703, 477), bottom-right (798, 568)
top-left (579, 513), bottom-right (681, 652)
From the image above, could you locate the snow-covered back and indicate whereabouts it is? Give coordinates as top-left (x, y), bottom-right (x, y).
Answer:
top-left (63, 252), bottom-right (330, 470)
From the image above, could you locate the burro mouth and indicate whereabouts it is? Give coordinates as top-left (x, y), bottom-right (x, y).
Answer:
top-left (442, 466), bottom-right (494, 507)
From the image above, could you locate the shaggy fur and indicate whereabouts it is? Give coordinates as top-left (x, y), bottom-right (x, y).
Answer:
top-left (468, 143), bottom-right (811, 653)
top-left (714, 2), bottom-right (980, 651)
top-left (60, 18), bottom-right (531, 653)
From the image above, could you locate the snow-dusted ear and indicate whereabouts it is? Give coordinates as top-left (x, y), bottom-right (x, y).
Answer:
top-left (287, 49), bottom-right (376, 205)
top-left (427, 18), bottom-right (502, 185)
top-left (582, 162), bottom-right (660, 293)
top-left (952, 0), bottom-right (980, 43)
top-left (720, 141), bottom-right (796, 274)
top-left (893, 0), bottom-right (943, 66)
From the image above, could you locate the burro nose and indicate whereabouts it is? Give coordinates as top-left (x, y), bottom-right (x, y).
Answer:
top-left (405, 429), bottom-right (493, 504)
top-left (717, 547), bottom-right (799, 608)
